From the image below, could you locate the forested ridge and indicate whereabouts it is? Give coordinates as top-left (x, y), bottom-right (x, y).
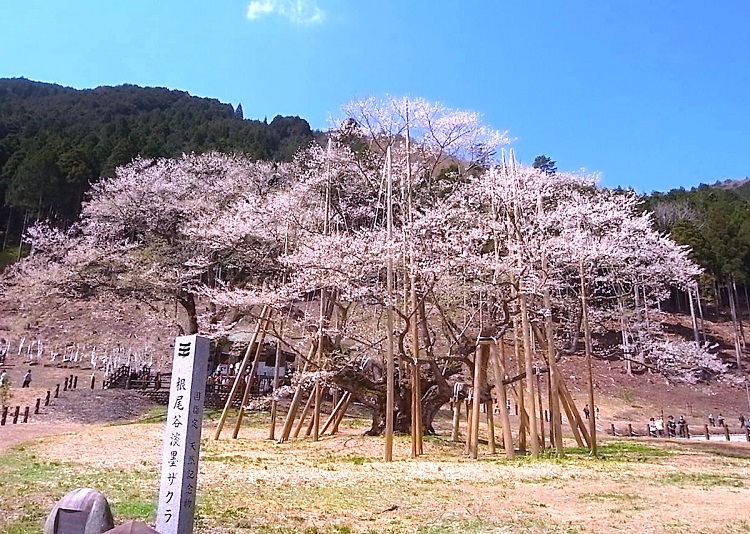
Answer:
top-left (643, 183), bottom-right (750, 305)
top-left (0, 78), bottom-right (315, 247)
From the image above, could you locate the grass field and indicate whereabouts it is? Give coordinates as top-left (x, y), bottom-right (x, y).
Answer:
top-left (1, 409), bottom-right (750, 533)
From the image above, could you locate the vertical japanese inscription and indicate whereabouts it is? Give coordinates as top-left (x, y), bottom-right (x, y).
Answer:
top-left (156, 335), bottom-right (209, 534)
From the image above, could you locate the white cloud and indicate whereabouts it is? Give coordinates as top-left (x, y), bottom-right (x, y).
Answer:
top-left (247, 0), bottom-right (325, 24)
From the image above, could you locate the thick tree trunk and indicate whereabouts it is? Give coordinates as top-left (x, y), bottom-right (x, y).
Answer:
top-left (176, 290), bottom-right (199, 335)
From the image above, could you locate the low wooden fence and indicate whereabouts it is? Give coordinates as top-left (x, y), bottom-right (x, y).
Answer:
top-left (608, 422), bottom-right (750, 442)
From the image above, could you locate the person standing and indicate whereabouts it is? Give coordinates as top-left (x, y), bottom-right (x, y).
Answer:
top-left (21, 369), bottom-right (31, 388)
top-left (739, 414), bottom-right (746, 430)
top-left (583, 404), bottom-right (590, 420)
top-left (717, 413), bottom-right (725, 427)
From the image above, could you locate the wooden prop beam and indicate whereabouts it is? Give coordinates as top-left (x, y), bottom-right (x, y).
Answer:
top-left (214, 305), bottom-right (270, 440)
top-left (490, 340), bottom-right (515, 458)
top-left (278, 345), bottom-right (314, 442)
top-left (232, 313), bottom-right (271, 439)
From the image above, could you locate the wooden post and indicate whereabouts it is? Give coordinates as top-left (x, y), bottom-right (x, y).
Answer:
top-left (465, 398), bottom-right (473, 456)
top-left (214, 305), bottom-right (269, 440)
top-left (34, 398), bottom-right (40, 415)
top-left (558, 377), bottom-right (591, 447)
top-left (70, 374), bottom-right (74, 389)
top-left (269, 338), bottom-right (284, 441)
top-left (470, 344), bottom-right (484, 459)
top-left (704, 424), bottom-right (710, 440)
top-left (611, 423), bottom-right (616, 436)
top-left (306, 387), bottom-right (322, 437)
top-left (543, 262), bottom-right (564, 457)
top-left (746, 426), bottom-right (750, 442)
top-left (725, 424), bottom-right (731, 441)
top-left (1, 406), bottom-right (7, 425)
top-left (580, 261), bottom-right (597, 456)
top-left (54, 384), bottom-right (60, 398)
top-left (536, 371), bottom-right (545, 451)
top-left (45, 390), bottom-right (50, 406)
top-left (73, 376), bottom-right (78, 389)
top-left (232, 312), bottom-right (271, 439)
top-left (63, 377), bottom-right (68, 391)
top-left (490, 340), bottom-right (514, 459)
top-left (90, 374), bottom-right (96, 389)
top-left (279, 345), bottom-right (314, 442)
top-left (411, 363), bottom-right (418, 458)
top-left (628, 423), bottom-right (633, 436)
top-left (558, 385), bottom-right (585, 447)
top-left (519, 295), bottom-right (540, 457)
top-left (293, 393), bottom-right (315, 439)
top-left (12, 406), bottom-right (19, 424)
top-left (22, 406), bottom-right (29, 423)
top-left (451, 397), bottom-right (461, 442)
top-left (322, 391), bottom-right (350, 434)
top-left (330, 393), bottom-right (352, 435)
top-left (486, 402), bottom-right (496, 454)
top-left (384, 146), bottom-right (395, 462)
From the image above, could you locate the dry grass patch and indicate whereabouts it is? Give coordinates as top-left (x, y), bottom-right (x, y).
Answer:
top-left (1, 417), bottom-right (750, 533)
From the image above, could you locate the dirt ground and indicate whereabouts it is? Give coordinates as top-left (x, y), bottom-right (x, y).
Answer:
top-left (2, 411), bottom-right (750, 534)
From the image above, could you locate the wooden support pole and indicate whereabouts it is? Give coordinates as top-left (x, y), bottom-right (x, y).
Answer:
top-left (580, 262), bottom-right (597, 455)
top-left (557, 384), bottom-right (585, 447)
top-left (269, 339), bottom-right (283, 441)
top-left (306, 387), bottom-right (322, 437)
top-left (232, 312), bottom-right (271, 439)
top-left (704, 424), bottom-right (710, 440)
top-left (0, 406), bottom-right (6, 425)
top-left (490, 340), bottom-right (514, 459)
top-left (90, 374), bottom-right (96, 390)
top-left (470, 343), bottom-right (484, 459)
top-left (34, 398), bottom-right (40, 415)
top-left (322, 391), bottom-right (350, 434)
top-left (543, 296), bottom-right (564, 457)
top-left (628, 423), bottom-right (634, 437)
top-left (725, 424), bottom-right (731, 441)
top-left (519, 295), bottom-right (540, 457)
top-left (330, 393), bottom-right (352, 435)
top-left (558, 376), bottom-right (591, 447)
top-left (63, 377), bottom-right (68, 391)
top-left (415, 364), bottom-right (423, 455)
top-left (214, 306), bottom-right (270, 439)
top-left (45, 390), bottom-right (50, 406)
top-left (22, 406), bottom-right (29, 423)
top-left (411, 364), bottom-right (417, 458)
top-left (451, 397), bottom-right (461, 442)
top-left (279, 345), bottom-right (315, 442)
top-left (536, 371), bottom-right (545, 451)
top-left (486, 402), bottom-right (496, 454)
top-left (611, 423), bottom-right (616, 436)
top-left (54, 384), bottom-right (59, 398)
top-left (294, 393), bottom-right (315, 439)
top-left (12, 406), bottom-right (19, 424)
top-left (73, 376), bottom-right (78, 389)
top-left (465, 398), bottom-right (472, 456)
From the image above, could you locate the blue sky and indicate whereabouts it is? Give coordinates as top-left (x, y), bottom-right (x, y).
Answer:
top-left (2, 1), bottom-right (749, 192)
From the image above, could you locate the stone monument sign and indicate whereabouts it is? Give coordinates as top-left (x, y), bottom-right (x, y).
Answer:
top-left (155, 335), bottom-right (209, 534)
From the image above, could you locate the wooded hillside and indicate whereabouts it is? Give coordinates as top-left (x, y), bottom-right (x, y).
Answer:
top-left (0, 78), bottom-right (315, 247)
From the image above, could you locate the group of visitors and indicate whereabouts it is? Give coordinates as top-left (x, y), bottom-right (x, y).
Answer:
top-left (0, 369), bottom-right (31, 388)
top-left (648, 415), bottom-right (689, 438)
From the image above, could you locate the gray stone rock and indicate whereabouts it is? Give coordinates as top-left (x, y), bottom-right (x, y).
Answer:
top-left (103, 520), bottom-right (160, 533)
top-left (44, 488), bottom-right (115, 534)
